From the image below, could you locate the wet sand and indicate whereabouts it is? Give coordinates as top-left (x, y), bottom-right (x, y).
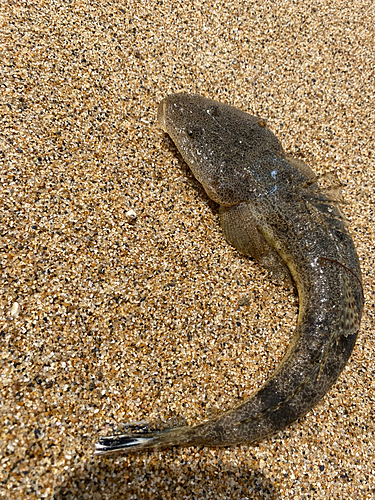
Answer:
top-left (1, 1), bottom-right (374, 498)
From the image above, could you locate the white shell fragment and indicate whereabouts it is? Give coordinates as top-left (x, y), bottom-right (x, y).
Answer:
top-left (125, 209), bottom-right (137, 222)
top-left (9, 302), bottom-right (20, 318)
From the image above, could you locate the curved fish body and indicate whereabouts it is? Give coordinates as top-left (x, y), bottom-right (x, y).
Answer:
top-left (95, 93), bottom-right (363, 456)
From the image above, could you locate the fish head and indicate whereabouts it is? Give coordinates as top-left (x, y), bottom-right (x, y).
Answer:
top-left (158, 93), bottom-right (285, 206)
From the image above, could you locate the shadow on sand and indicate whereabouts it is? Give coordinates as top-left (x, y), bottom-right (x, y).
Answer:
top-left (54, 446), bottom-right (280, 500)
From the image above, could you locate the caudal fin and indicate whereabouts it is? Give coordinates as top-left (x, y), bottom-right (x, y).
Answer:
top-left (94, 423), bottom-right (188, 456)
top-left (95, 434), bottom-right (157, 456)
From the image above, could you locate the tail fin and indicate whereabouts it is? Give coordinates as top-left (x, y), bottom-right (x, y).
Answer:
top-left (95, 434), bottom-right (157, 456)
top-left (94, 423), bottom-right (186, 456)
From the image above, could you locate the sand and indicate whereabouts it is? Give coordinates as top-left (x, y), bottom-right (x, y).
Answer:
top-left (1, 0), bottom-right (374, 498)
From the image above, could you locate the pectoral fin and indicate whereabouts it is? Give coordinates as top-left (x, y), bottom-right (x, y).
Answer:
top-left (219, 202), bottom-right (292, 285)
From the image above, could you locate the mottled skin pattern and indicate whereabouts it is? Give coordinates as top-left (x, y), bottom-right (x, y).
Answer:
top-left (95, 93), bottom-right (363, 456)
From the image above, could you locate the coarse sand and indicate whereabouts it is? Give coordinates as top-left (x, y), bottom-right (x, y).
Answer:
top-left (1, 1), bottom-right (374, 498)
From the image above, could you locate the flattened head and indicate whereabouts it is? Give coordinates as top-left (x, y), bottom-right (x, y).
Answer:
top-left (158, 93), bottom-right (285, 206)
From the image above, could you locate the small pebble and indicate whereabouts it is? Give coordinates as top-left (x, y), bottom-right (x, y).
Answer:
top-left (9, 302), bottom-right (20, 318)
top-left (125, 209), bottom-right (137, 222)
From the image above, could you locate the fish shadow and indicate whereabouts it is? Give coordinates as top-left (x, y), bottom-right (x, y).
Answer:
top-left (54, 447), bottom-right (280, 500)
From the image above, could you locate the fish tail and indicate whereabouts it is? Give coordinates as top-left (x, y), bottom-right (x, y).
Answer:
top-left (95, 434), bottom-right (159, 456)
top-left (94, 423), bottom-right (191, 456)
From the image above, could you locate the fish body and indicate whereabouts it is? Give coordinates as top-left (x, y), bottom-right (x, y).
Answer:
top-left (95, 94), bottom-right (363, 455)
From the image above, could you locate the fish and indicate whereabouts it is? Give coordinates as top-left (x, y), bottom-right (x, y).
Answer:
top-left (94, 93), bottom-right (363, 456)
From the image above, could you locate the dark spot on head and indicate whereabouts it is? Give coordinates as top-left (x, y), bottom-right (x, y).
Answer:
top-left (207, 105), bottom-right (220, 117)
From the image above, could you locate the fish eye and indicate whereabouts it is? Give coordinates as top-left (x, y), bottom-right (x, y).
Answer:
top-left (185, 126), bottom-right (202, 138)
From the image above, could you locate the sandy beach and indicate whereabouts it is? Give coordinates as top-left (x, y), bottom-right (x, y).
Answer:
top-left (1, 0), bottom-right (374, 498)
